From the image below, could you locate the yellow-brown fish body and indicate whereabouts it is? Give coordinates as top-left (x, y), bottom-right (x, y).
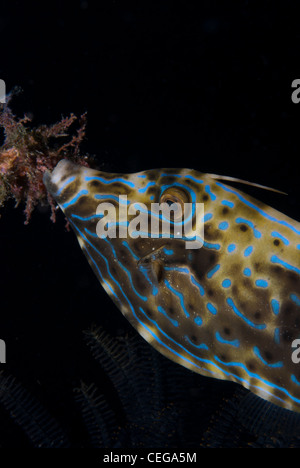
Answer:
top-left (44, 160), bottom-right (300, 412)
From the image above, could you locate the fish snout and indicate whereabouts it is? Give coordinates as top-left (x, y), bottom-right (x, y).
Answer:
top-left (43, 159), bottom-right (80, 197)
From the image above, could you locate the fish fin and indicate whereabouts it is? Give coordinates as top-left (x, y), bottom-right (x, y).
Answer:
top-left (138, 248), bottom-right (165, 285)
top-left (207, 173), bottom-right (288, 195)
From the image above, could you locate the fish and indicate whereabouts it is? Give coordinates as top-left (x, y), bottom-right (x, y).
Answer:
top-left (43, 159), bottom-right (300, 413)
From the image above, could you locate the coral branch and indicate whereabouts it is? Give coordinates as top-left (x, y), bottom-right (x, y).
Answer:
top-left (0, 91), bottom-right (92, 223)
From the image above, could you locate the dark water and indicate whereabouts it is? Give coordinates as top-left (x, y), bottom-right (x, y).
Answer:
top-left (1, 0), bottom-right (300, 450)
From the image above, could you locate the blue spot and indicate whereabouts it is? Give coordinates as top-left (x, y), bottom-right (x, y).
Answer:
top-left (271, 299), bottom-right (280, 315)
top-left (221, 200), bottom-right (234, 208)
top-left (203, 213), bottom-right (213, 222)
top-left (244, 246), bottom-right (253, 257)
top-left (207, 264), bottom-right (220, 279)
top-left (271, 255), bottom-right (300, 276)
top-left (255, 279), bottom-right (268, 288)
top-left (226, 298), bottom-right (266, 329)
top-left (243, 268), bottom-right (251, 277)
top-left (227, 243), bottom-right (236, 253)
top-left (291, 294), bottom-right (300, 307)
top-left (236, 217), bottom-right (261, 238)
top-left (150, 195), bottom-right (155, 201)
top-left (271, 231), bottom-right (289, 245)
top-left (219, 221), bottom-right (229, 230)
top-left (297, 245), bottom-right (300, 250)
top-left (137, 174), bottom-right (146, 178)
top-left (205, 185), bottom-right (217, 201)
top-left (152, 285), bottom-right (158, 296)
top-left (253, 346), bottom-right (283, 368)
top-left (207, 303), bottom-right (217, 315)
top-left (215, 331), bottom-right (239, 347)
top-left (222, 279), bottom-right (231, 288)
top-left (163, 248), bottom-right (174, 255)
top-left (194, 316), bottom-right (203, 326)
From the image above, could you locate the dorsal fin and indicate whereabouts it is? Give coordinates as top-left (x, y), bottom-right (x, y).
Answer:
top-left (207, 173), bottom-right (287, 195)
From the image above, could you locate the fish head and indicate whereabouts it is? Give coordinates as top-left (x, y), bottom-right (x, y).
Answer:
top-left (43, 160), bottom-right (212, 346)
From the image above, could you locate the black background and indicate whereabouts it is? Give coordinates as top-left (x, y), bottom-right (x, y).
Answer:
top-left (1, 0), bottom-right (300, 448)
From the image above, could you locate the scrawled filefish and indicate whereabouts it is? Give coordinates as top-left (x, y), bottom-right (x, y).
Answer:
top-left (44, 160), bottom-right (300, 413)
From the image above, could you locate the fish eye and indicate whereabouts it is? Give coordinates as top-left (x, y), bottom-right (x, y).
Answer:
top-left (160, 188), bottom-right (188, 221)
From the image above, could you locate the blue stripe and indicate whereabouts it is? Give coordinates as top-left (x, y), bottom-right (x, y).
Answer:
top-left (102, 237), bottom-right (147, 302)
top-left (82, 246), bottom-right (119, 301)
top-left (221, 200), bottom-right (234, 208)
top-left (271, 255), bottom-right (300, 276)
top-left (138, 181), bottom-right (156, 193)
top-left (122, 240), bottom-right (140, 261)
top-left (271, 231), bottom-right (289, 245)
top-left (164, 279), bottom-right (190, 318)
top-left (61, 189), bottom-right (89, 209)
top-left (291, 294), bottom-right (300, 307)
top-left (291, 374), bottom-right (300, 386)
top-left (253, 346), bottom-right (283, 368)
top-left (184, 175), bottom-right (203, 184)
top-left (85, 175), bottom-right (135, 188)
top-left (214, 355), bottom-right (295, 405)
top-left (236, 217), bottom-right (261, 238)
top-left (157, 306), bottom-right (178, 327)
top-left (71, 213), bottom-right (104, 221)
top-left (205, 185), bottom-right (217, 201)
top-left (56, 175), bottom-right (76, 195)
top-left (227, 298), bottom-right (266, 329)
top-left (184, 336), bottom-right (209, 350)
top-left (207, 264), bottom-right (220, 279)
top-left (94, 194), bottom-right (130, 204)
top-left (191, 275), bottom-right (205, 296)
top-left (274, 328), bottom-right (280, 345)
top-left (215, 331), bottom-right (239, 348)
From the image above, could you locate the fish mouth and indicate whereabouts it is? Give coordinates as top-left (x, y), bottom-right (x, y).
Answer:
top-left (137, 244), bottom-right (168, 265)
